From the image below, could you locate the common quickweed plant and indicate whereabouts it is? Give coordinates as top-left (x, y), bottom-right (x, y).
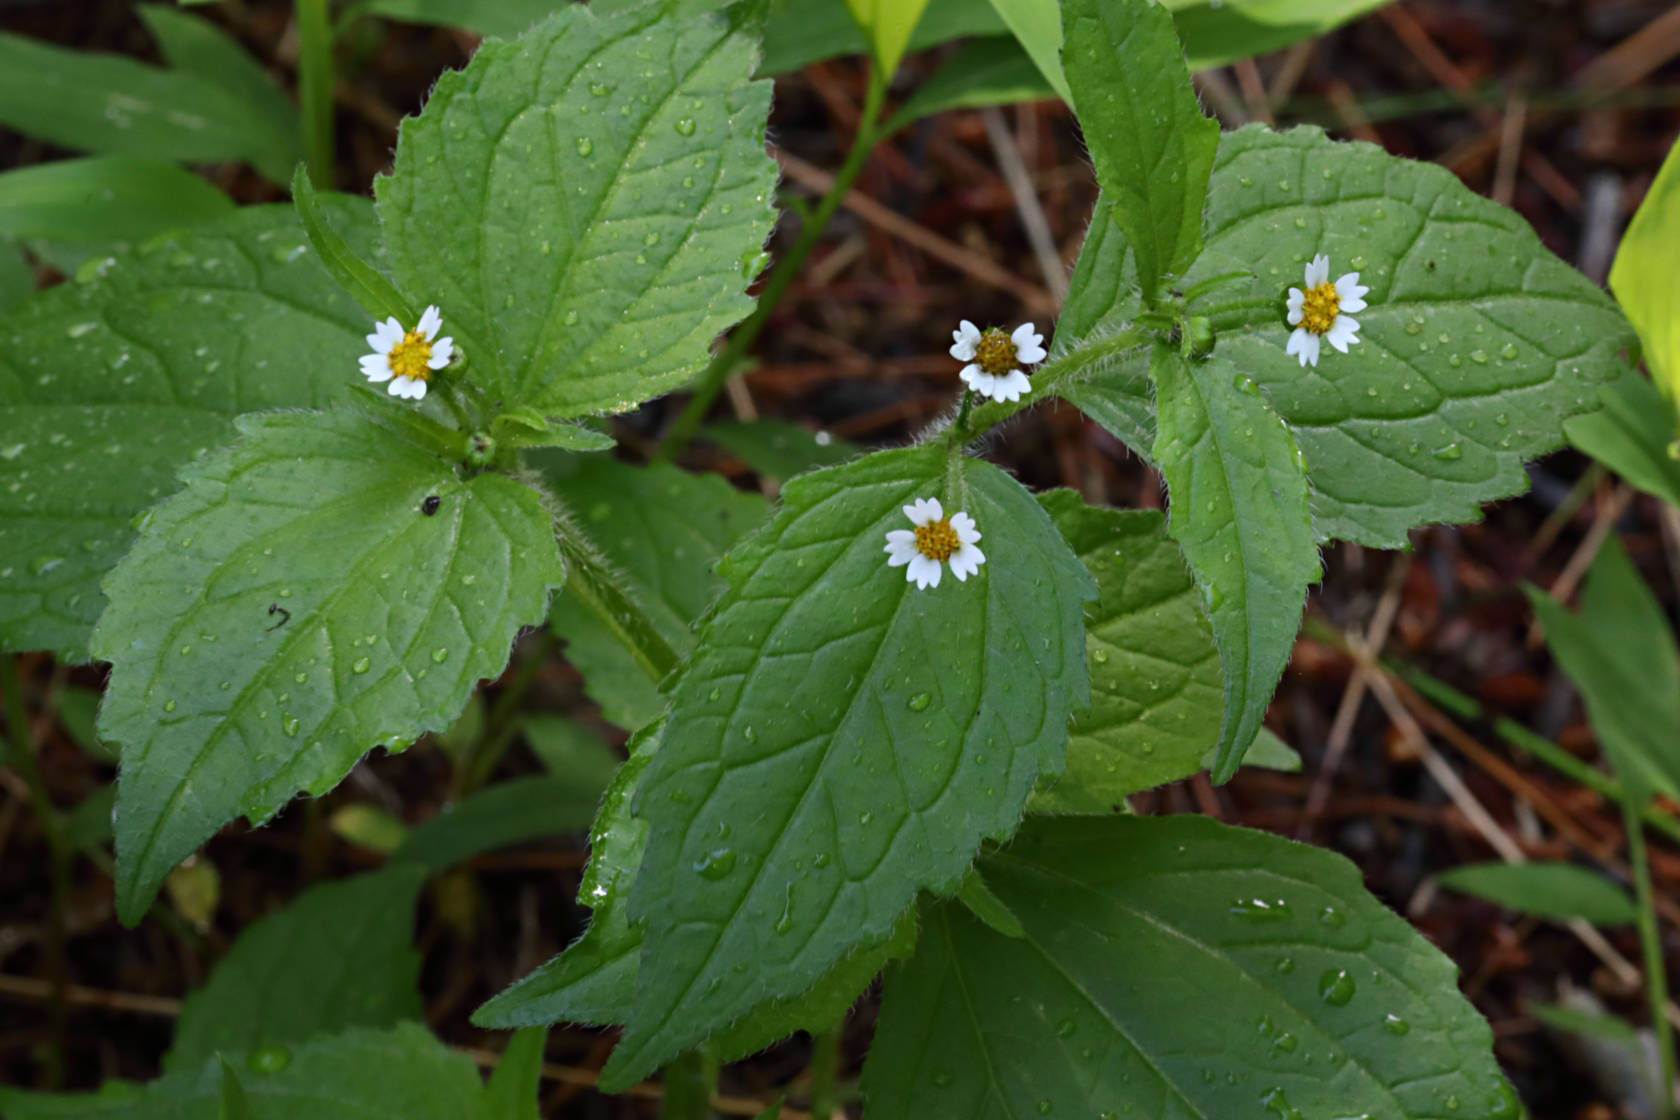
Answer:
top-left (0, 0), bottom-right (1670, 1116)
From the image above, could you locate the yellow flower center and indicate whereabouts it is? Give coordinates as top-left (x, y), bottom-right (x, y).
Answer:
top-left (914, 518), bottom-right (960, 562)
top-left (975, 329), bottom-right (1019, 377)
top-left (1299, 282), bottom-right (1340, 335)
top-left (388, 330), bottom-right (434, 381)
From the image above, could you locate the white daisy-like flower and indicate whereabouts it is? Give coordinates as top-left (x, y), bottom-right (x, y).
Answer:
top-left (1284, 254), bottom-right (1369, 368)
top-left (359, 304), bottom-right (455, 401)
top-left (883, 497), bottom-right (985, 590)
top-left (950, 320), bottom-right (1045, 403)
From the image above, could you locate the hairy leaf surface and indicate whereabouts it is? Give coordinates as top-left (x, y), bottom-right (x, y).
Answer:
top-left (1031, 490), bottom-right (1221, 812)
top-left (0, 202), bottom-right (376, 661)
top-left (93, 410), bottom-right (565, 923)
top-left (376, 5), bottom-right (776, 417)
top-left (1151, 346), bottom-right (1318, 782)
top-left (544, 455), bottom-right (768, 729)
top-left (864, 815), bottom-right (1520, 1119)
top-left (600, 446), bottom-right (1095, 1086)
top-left (1064, 126), bottom-right (1633, 549)
top-left (1062, 0), bottom-right (1217, 302)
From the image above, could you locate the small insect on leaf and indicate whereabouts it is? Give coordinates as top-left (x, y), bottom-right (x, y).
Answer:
top-left (421, 495), bottom-right (441, 516)
top-left (265, 604), bottom-right (290, 631)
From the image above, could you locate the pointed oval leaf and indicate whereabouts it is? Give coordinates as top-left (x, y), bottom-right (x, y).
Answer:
top-left (1437, 862), bottom-right (1636, 926)
top-left (91, 410), bottom-right (566, 923)
top-left (166, 864), bottom-right (427, 1071)
top-left (0, 202), bottom-right (379, 661)
top-left (864, 815), bottom-right (1520, 1120)
top-left (375, 5), bottom-right (777, 417)
top-left (1031, 490), bottom-right (1223, 812)
top-left (1062, 0), bottom-right (1218, 303)
top-left (1151, 345), bottom-right (1319, 782)
top-left (600, 445), bottom-right (1096, 1087)
top-left (1610, 133), bottom-right (1680, 404)
top-left (1062, 125), bottom-right (1635, 549)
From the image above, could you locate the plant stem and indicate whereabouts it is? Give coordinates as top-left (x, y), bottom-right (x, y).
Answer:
top-left (556, 534), bottom-right (680, 686)
top-left (943, 326), bottom-right (1153, 448)
top-left (1621, 788), bottom-right (1678, 1114)
top-left (658, 1048), bottom-right (717, 1120)
top-left (807, 1021), bottom-right (843, 1120)
top-left (1, 654), bottom-right (69, 1087)
top-left (295, 0), bottom-right (335, 186)
top-left (656, 66), bottom-right (889, 462)
top-left (455, 631), bottom-right (557, 797)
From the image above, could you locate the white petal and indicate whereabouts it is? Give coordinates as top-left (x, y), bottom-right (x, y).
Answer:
top-left (994, 370), bottom-right (1031, 402)
top-left (950, 512), bottom-right (980, 544)
top-left (1011, 323), bottom-right (1046, 365)
top-left (884, 531), bottom-right (916, 564)
top-left (386, 376), bottom-right (408, 396)
top-left (961, 367), bottom-right (998, 398)
top-left (1334, 273), bottom-right (1368, 301)
top-left (428, 337), bottom-right (455, 369)
top-left (949, 543), bottom-right (985, 581)
top-left (417, 305), bottom-right (443, 341)
top-left (1304, 254), bottom-right (1330, 287)
top-left (1286, 328), bottom-right (1320, 368)
top-left (923, 497), bottom-right (943, 522)
top-left (950, 320), bottom-right (981, 361)
top-left (360, 355), bottom-right (394, 382)
top-left (907, 554), bottom-right (940, 590)
top-left (1286, 288), bottom-right (1305, 312)
top-left (1286, 305), bottom-right (1304, 326)
top-left (1325, 316), bottom-right (1361, 353)
top-left (409, 379), bottom-right (429, 400)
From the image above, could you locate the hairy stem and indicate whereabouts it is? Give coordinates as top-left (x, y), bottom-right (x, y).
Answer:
top-left (1, 655), bottom-right (69, 1087)
top-left (656, 67), bottom-right (889, 461)
top-left (295, 0), bottom-right (335, 186)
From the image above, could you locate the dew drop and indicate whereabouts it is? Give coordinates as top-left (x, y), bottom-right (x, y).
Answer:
top-left (432, 647), bottom-right (449, 663)
top-left (775, 884), bottom-right (795, 933)
top-left (1091, 648), bottom-right (1109, 664)
top-left (248, 1046), bottom-right (291, 1073)
top-left (1431, 443), bottom-right (1463, 461)
top-left (907, 692), bottom-right (931, 711)
top-left (163, 699), bottom-right (177, 713)
top-left (29, 554), bottom-right (63, 576)
top-left (351, 657), bottom-right (371, 674)
top-left (574, 136), bottom-right (593, 156)
top-left (693, 847), bottom-right (736, 879)
top-left (1382, 1013), bottom-right (1410, 1035)
top-left (1317, 968), bottom-right (1356, 1006)
top-left (675, 118), bottom-right (696, 136)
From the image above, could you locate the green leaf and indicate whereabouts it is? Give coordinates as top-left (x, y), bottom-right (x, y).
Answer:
top-left (215, 1059), bottom-right (255, 1120)
top-left (1528, 1002), bottom-right (1639, 1043)
top-left (1029, 490), bottom-right (1222, 813)
top-left (394, 776), bottom-right (601, 870)
top-left (291, 166), bottom-right (415, 327)
top-left (475, 719), bottom-right (660, 1029)
top-left (703, 418), bottom-right (860, 483)
top-left (0, 33), bottom-right (298, 184)
top-left (758, 0), bottom-right (1006, 76)
top-left (136, 3), bottom-right (300, 168)
top-left (474, 718), bottom-right (913, 1060)
top-left (375, 5), bottom-right (777, 417)
top-left (1233, 726), bottom-right (1302, 772)
top-left (843, 0), bottom-right (932, 76)
top-left (0, 239), bottom-right (33, 317)
top-left (544, 455), bottom-right (767, 730)
top-left (1062, 0), bottom-right (1217, 303)
top-left (91, 409), bottom-right (566, 923)
top-left (1611, 133), bottom-right (1680, 406)
top-left (482, 1027), bottom-right (546, 1120)
top-left (166, 864), bottom-right (427, 1071)
top-left (1566, 373), bottom-right (1680, 508)
top-left (0, 158), bottom-right (234, 245)
top-left (599, 445), bottom-right (1095, 1088)
top-left (1525, 535), bottom-right (1680, 801)
top-left (1174, 0), bottom-right (1390, 70)
top-left (887, 38), bottom-right (1056, 133)
top-left (521, 715), bottom-right (624, 794)
top-left (1151, 345), bottom-right (1319, 783)
top-left (863, 815), bottom-right (1521, 1120)
top-left (1186, 125), bottom-right (1631, 547)
top-left (1437, 861), bottom-right (1636, 926)
top-left (349, 0), bottom-right (567, 38)
top-left (0, 202), bottom-right (377, 661)
top-left (987, 0), bottom-right (1070, 104)
top-left (0, 1023), bottom-right (486, 1120)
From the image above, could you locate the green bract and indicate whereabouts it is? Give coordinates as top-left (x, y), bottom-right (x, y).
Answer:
top-left (91, 410), bottom-right (565, 922)
top-left (0, 203), bottom-right (373, 661)
top-left (375, 5), bottom-right (777, 417)
top-left (864, 816), bottom-right (1521, 1119)
top-left (601, 445), bottom-right (1096, 1087)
